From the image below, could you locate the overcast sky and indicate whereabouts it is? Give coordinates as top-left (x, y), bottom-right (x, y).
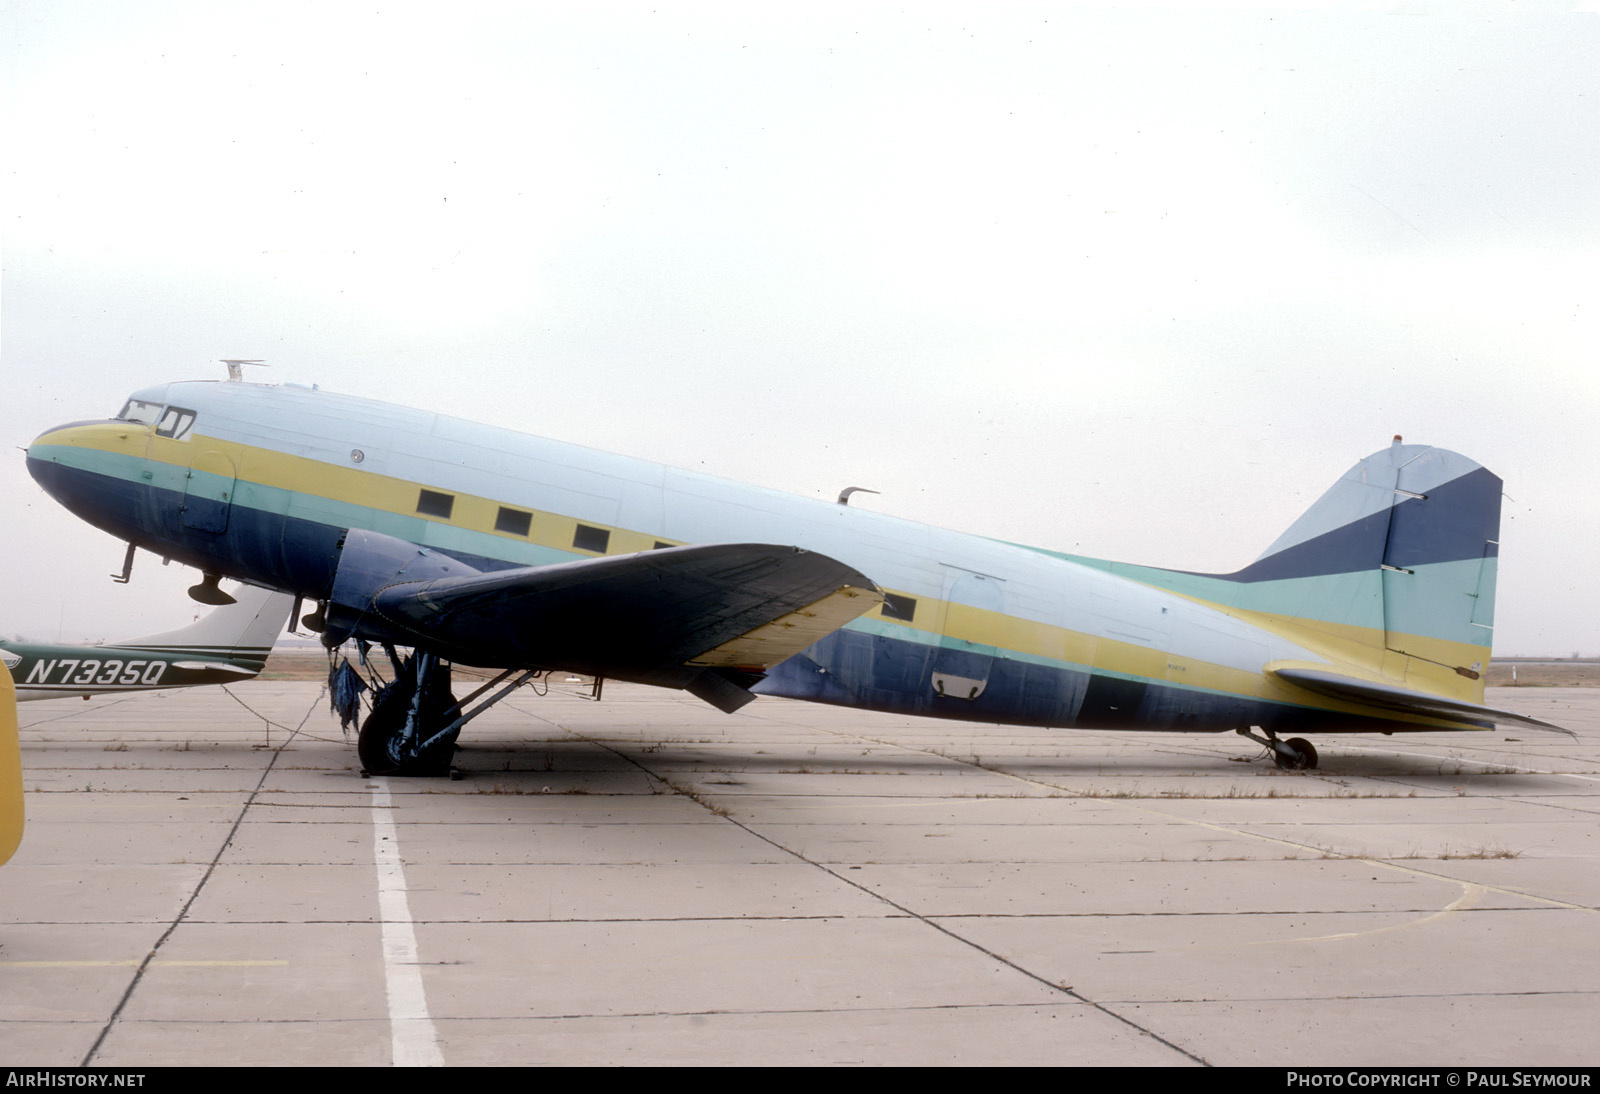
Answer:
top-left (2, 3), bottom-right (1596, 656)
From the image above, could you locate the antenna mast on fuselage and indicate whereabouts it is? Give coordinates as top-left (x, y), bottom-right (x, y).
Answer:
top-left (221, 359), bottom-right (266, 382)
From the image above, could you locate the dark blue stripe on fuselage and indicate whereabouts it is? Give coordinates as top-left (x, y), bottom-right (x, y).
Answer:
top-left (29, 458), bottom-right (344, 594)
top-left (30, 460), bottom-right (1459, 735)
top-left (755, 628), bottom-right (1433, 734)
top-left (26, 459), bottom-right (526, 601)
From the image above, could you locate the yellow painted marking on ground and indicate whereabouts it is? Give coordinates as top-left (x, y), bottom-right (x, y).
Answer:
top-left (1075, 799), bottom-right (1599, 915)
top-left (827, 725), bottom-right (1600, 931)
top-left (1266, 885), bottom-right (1486, 945)
top-left (4, 959), bottom-right (290, 968)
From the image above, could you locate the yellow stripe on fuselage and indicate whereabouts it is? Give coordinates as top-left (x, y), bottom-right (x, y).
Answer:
top-left (37, 421), bottom-right (669, 559)
top-left (865, 585), bottom-right (1469, 727)
top-left (1141, 589), bottom-right (1489, 706)
top-left (37, 421), bottom-right (1473, 727)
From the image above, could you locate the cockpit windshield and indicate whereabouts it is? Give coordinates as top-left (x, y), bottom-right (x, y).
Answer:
top-left (117, 398), bottom-right (196, 440)
top-left (118, 399), bottom-right (164, 426)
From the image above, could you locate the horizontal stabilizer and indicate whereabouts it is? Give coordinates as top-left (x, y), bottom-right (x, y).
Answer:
top-left (1267, 663), bottom-right (1572, 735)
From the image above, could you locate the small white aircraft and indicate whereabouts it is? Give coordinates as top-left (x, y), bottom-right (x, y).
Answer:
top-left (25, 379), bottom-right (1562, 775)
top-left (2, 584), bottom-right (292, 701)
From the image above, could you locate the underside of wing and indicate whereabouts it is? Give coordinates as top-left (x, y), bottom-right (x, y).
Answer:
top-left (1267, 663), bottom-right (1572, 735)
top-left (324, 532), bottom-right (881, 708)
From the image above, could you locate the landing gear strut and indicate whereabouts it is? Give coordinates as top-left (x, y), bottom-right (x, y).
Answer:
top-left (358, 650), bottom-right (460, 777)
top-left (353, 647), bottom-right (546, 777)
top-left (1236, 727), bottom-right (1319, 771)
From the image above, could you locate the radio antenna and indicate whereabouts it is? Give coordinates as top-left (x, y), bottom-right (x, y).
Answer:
top-left (220, 359), bottom-right (267, 382)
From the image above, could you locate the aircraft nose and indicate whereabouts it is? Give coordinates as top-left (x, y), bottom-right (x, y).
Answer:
top-left (28, 419), bottom-right (88, 474)
top-left (25, 418), bottom-right (128, 509)
top-left (26, 422), bottom-right (77, 496)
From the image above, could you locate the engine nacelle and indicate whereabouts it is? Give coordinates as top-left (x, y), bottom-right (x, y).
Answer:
top-left (322, 529), bottom-right (482, 648)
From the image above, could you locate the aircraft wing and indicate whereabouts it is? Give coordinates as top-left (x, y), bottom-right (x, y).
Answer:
top-left (1266, 663), bottom-right (1572, 735)
top-left (326, 535), bottom-right (882, 710)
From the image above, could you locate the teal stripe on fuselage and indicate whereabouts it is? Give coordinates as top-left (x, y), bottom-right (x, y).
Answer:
top-left (33, 442), bottom-right (192, 496)
top-left (1387, 557), bottom-right (1496, 646)
top-left (35, 442), bottom-right (583, 573)
top-left (843, 614), bottom-right (1267, 705)
top-left (1014, 545), bottom-right (1493, 648)
top-left (45, 440), bottom-right (1280, 706)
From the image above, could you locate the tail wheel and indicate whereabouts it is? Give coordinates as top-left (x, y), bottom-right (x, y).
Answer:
top-left (1273, 737), bottom-right (1319, 771)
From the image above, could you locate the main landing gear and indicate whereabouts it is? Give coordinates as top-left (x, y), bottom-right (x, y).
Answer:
top-left (1236, 726), bottom-right (1319, 771)
top-left (355, 647), bottom-right (545, 777)
top-left (358, 650), bottom-right (460, 777)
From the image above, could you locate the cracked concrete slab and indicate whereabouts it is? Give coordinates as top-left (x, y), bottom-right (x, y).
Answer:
top-left (1, 681), bottom-right (1594, 1066)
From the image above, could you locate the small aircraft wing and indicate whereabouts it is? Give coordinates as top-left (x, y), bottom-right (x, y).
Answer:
top-left (1267, 663), bottom-right (1573, 735)
top-left (327, 537), bottom-right (882, 710)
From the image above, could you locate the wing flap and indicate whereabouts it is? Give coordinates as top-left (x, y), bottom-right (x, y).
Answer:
top-left (1266, 662), bottom-right (1572, 735)
top-left (688, 585), bottom-right (879, 669)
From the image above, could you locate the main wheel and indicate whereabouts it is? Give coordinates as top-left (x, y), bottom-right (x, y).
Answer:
top-left (357, 681), bottom-right (460, 777)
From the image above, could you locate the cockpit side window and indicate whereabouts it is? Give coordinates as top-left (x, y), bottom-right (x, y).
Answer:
top-left (155, 406), bottom-right (196, 440)
top-left (118, 399), bottom-right (164, 426)
top-left (117, 399), bottom-right (196, 440)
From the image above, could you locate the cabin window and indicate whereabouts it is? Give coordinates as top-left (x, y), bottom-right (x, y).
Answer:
top-left (155, 406), bottom-right (196, 440)
top-left (881, 593), bottom-right (917, 622)
top-left (573, 524), bottom-right (610, 553)
top-left (417, 489), bottom-right (455, 519)
top-left (495, 507), bottom-right (532, 536)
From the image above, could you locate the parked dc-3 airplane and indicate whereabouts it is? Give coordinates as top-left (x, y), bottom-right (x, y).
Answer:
top-left (2, 584), bottom-right (292, 701)
top-left (25, 378), bottom-right (1561, 776)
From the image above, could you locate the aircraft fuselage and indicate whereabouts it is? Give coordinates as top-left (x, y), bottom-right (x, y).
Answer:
top-left (25, 380), bottom-right (1494, 736)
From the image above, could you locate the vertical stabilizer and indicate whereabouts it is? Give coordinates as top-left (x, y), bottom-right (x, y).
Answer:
top-left (1084, 441), bottom-right (1503, 703)
top-left (1233, 440), bottom-right (1501, 698)
top-left (113, 584), bottom-right (292, 672)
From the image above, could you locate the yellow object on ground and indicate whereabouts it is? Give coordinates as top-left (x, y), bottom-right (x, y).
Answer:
top-left (0, 662), bottom-right (22, 865)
